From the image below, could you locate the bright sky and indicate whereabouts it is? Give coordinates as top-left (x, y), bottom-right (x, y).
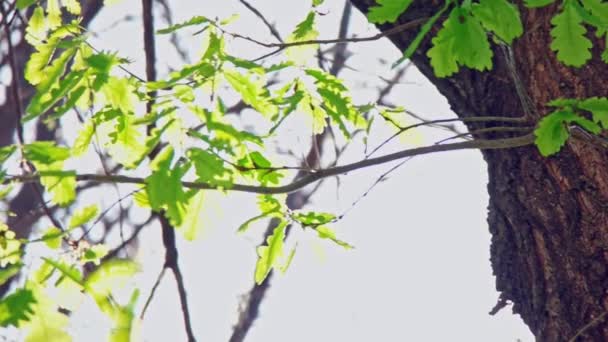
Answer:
top-left (38, 0), bottom-right (534, 341)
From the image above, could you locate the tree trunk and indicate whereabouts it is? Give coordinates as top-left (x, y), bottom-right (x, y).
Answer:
top-left (348, 1), bottom-right (608, 340)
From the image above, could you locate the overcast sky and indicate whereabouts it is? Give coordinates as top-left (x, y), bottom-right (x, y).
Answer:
top-left (58, 0), bottom-right (535, 341)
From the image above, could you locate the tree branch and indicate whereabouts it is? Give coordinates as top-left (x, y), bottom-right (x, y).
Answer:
top-left (4, 133), bottom-right (536, 195)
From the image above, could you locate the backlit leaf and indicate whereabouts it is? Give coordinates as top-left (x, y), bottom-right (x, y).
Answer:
top-left (255, 220), bottom-right (287, 284)
top-left (68, 205), bottom-right (99, 229)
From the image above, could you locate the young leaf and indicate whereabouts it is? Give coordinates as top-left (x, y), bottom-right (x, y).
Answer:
top-left (102, 77), bottom-right (135, 114)
top-left (428, 7), bottom-right (493, 77)
top-left (0, 288), bottom-right (36, 327)
top-left (175, 190), bottom-right (206, 241)
top-left (0, 264), bottom-right (22, 287)
top-left (472, 0), bottom-right (523, 44)
top-left (550, 1), bottom-right (593, 67)
top-left (578, 97), bottom-right (608, 128)
top-left (72, 120), bottom-right (95, 156)
top-left (145, 146), bottom-right (189, 226)
top-left (107, 114), bottom-right (147, 169)
top-left (292, 12), bottom-right (316, 39)
top-left (68, 205), bottom-right (99, 229)
top-left (0, 223), bottom-right (22, 267)
top-left (315, 226), bottom-right (354, 250)
top-left (224, 69), bottom-right (277, 117)
top-left (255, 220), bottom-right (287, 284)
top-left (24, 141), bottom-right (70, 164)
top-left (22, 284), bottom-right (71, 341)
top-left (188, 148), bottom-right (233, 186)
top-left (108, 289), bottom-right (139, 342)
top-left (0, 145), bottom-right (16, 165)
top-left (17, 0), bottom-right (36, 10)
top-left (81, 244), bottom-right (110, 265)
top-left (393, 1), bottom-right (450, 68)
top-left (534, 110), bottom-right (600, 156)
top-left (85, 259), bottom-right (139, 300)
top-left (36, 165), bottom-right (77, 206)
top-left (286, 13), bottom-right (319, 64)
top-left (292, 211), bottom-right (336, 226)
top-left (157, 16), bottom-right (209, 34)
top-left (41, 227), bottom-right (63, 249)
top-left (367, 0), bottom-right (413, 24)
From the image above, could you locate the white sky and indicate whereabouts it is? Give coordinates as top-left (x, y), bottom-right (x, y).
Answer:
top-left (28, 0), bottom-right (534, 341)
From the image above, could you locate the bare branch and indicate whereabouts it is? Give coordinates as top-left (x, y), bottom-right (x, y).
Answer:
top-left (5, 133), bottom-right (537, 195)
top-left (238, 0), bottom-right (284, 43)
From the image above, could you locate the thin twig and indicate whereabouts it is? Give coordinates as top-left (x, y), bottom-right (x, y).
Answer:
top-left (215, 16), bottom-right (428, 50)
top-left (366, 115), bottom-right (528, 158)
top-left (140, 267), bottom-right (167, 319)
top-left (238, 0), bottom-right (283, 43)
top-left (4, 133), bottom-right (537, 195)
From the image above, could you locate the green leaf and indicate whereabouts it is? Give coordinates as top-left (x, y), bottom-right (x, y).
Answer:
top-left (237, 213), bottom-right (270, 233)
top-left (175, 190), bottom-right (205, 241)
top-left (145, 146), bottom-right (189, 226)
top-left (579, 97), bottom-right (608, 128)
top-left (26, 70), bottom-right (87, 119)
top-left (24, 141), bottom-right (70, 164)
top-left (25, 6), bottom-right (47, 43)
top-left (534, 110), bottom-right (600, 156)
top-left (0, 223), bottom-right (22, 267)
top-left (315, 226), bottom-right (354, 250)
top-left (68, 205), bottom-right (99, 229)
top-left (16, 0), bottom-right (36, 10)
top-left (224, 69), bottom-right (277, 117)
top-left (292, 211), bottom-right (336, 226)
top-left (72, 120), bottom-right (95, 156)
top-left (22, 284), bottom-right (71, 342)
top-left (0, 145), bottom-right (16, 165)
top-left (550, 1), bottom-right (593, 67)
top-left (305, 69), bottom-right (348, 92)
top-left (41, 227), bottom-right (63, 249)
top-left (292, 12), bottom-right (316, 39)
top-left (393, 1), bottom-right (450, 68)
top-left (85, 259), bottom-right (139, 300)
top-left (43, 258), bottom-right (84, 285)
top-left (107, 114), bottom-right (147, 169)
top-left (428, 6), bottom-right (493, 77)
top-left (0, 288), bottom-right (36, 327)
top-left (547, 98), bottom-right (580, 107)
top-left (46, 0), bottom-right (61, 29)
top-left (36, 165), bottom-right (77, 206)
top-left (188, 148), bottom-right (233, 186)
top-left (62, 0), bottom-right (81, 15)
top-left (108, 290), bottom-right (139, 342)
top-left (367, 0), bottom-right (413, 24)
top-left (280, 246), bottom-right (297, 273)
top-left (24, 47), bottom-right (78, 121)
top-left (286, 13), bottom-right (319, 63)
top-left (524, 0), bottom-right (555, 7)
top-left (81, 244), bottom-right (109, 265)
top-left (157, 16), bottom-right (209, 34)
top-left (0, 264), bottom-right (22, 287)
top-left (472, 0), bottom-right (523, 44)
top-left (102, 77), bottom-right (134, 113)
top-left (255, 220), bottom-right (287, 284)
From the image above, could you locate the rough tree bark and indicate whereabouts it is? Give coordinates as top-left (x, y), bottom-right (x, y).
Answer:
top-left (348, 1), bottom-right (608, 341)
